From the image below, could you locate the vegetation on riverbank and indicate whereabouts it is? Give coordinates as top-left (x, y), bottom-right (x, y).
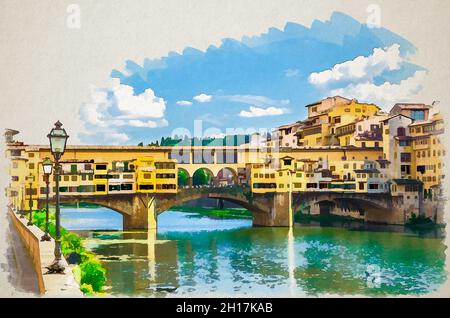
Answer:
top-left (32, 210), bottom-right (107, 295)
top-left (406, 213), bottom-right (441, 228)
top-left (294, 211), bottom-right (364, 224)
top-left (170, 205), bottom-right (252, 219)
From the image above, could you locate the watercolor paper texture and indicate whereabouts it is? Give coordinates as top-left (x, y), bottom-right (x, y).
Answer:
top-left (0, 0), bottom-right (449, 297)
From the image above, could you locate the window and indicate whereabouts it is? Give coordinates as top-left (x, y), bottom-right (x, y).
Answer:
top-left (12, 162), bottom-right (18, 169)
top-left (71, 164), bottom-right (77, 174)
top-left (96, 184), bottom-right (106, 192)
top-left (84, 164), bottom-right (92, 170)
top-left (81, 175), bottom-right (87, 181)
top-left (10, 149), bottom-right (21, 156)
top-left (311, 106), bottom-right (317, 112)
top-left (96, 164), bottom-right (107, 170)
top-left (397, 127), bottom-right (406, 136)
top-left (121, 184), bottom-right (133, 191)
top-left (375, 142), bottom-right (379, 147)
top-left (294, 183), bottom-right (302, 188)
top-left (144, 173), bottom-right (152, 179)
top-left (64, 175), bottom-right (69, 181)
top-left (399, 140), bottom-right (411, 146)
top-left (109, 185), bottom-right (121, 191)
top-left (29, 163), bottom-right (35, 169)
top-left (11, 176), bottom-right (19, 182)
top-left (28, 153), bottom-right (34, 158)
top-left (139, 184), bottom-right (154, 190)
top-left (411, 110), bottom-right (425, 121)
top-left (400, 153), bottom-right (411, 162)
top-left (71, 175), bottom-right (77, 182)
top-left (253, 173), bottom-right (258, 178)
top-left (401, 165), bottom-right (411, 175)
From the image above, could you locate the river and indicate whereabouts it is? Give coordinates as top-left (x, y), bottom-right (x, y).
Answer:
top-left (61, 207), bottom-right (447, 297)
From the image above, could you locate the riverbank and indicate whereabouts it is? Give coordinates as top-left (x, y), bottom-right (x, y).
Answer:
top-left (170, 205), bottom-right (252, 219)
top-left (32, 210), bottom-right (107, 296)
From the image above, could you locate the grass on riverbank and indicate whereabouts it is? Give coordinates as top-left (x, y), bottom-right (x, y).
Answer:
top-left (31, 210), bottom-right (107, 296)
top-left (294, 211), bottom-right (364, 224)
top-left (170, 205), bottom-right (252, 219)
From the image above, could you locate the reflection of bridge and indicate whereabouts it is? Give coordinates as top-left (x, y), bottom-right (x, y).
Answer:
top-left (40, 186), bottom-right (399, 230)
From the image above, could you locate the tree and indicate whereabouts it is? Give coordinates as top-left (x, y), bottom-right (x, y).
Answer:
top-left (193, 169), bottom-right (212, 186)
top-left (178, 170), bottom-right (189, 186)
top-left (137, 142), bottom-right (143, 146)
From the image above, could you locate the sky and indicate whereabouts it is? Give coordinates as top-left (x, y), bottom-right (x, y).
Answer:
top-left (77, 11), bottom-right (426, 145)
top-left (1, 0), bottom-right (450, 147)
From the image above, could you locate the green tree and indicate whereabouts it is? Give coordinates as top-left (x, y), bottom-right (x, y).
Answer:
top-left (193, 169), bottom-right (212, 186)
top-left (178, 170), bottom-right (189, 186)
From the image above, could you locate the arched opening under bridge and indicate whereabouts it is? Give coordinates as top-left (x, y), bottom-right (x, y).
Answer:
top-left (59, 202), bottom-right (123, 231)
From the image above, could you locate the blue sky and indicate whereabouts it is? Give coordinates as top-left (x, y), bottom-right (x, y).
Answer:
top-left (78, 12), bottom-right (426, 145)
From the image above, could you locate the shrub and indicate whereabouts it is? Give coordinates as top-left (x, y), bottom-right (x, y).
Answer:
top-left (32, 209), bottom-right (107, 295)
top-left (62, 232), bottom-right (83, 256)
top-left (80, 283), bottom-right (94, 295)
top-left (79, 256), bottom-right (107, 293)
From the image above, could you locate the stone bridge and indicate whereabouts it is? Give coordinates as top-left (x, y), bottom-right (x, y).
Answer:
top-left (40, 187), bottom-right (402, 230)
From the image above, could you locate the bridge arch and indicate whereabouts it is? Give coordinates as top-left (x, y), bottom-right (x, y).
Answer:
top-left (177, 167), bottom-right (191, 187)
top-left (216, 167), bottom-right (238, 185)
top-left (192, 167), bottom-right (215, 186)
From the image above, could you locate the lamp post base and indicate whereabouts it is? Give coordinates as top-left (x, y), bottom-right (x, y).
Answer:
top-left (41, 233), bottom-right (51, 241)
top-left (45, 259), bottom-right (66, 274)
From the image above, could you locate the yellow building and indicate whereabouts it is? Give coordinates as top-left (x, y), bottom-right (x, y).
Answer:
top-left (409, 112), bottom-right (445, 197)
top-left (297, 96), bottom-right (380, 147)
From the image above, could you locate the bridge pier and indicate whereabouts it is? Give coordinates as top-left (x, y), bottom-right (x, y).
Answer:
top-left (253, 192), bottom-right (290, 227)
top-left (122, 195), bottom-right (157, 230)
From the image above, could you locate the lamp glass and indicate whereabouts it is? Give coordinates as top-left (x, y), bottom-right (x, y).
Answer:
top-left (42, 158), bottom-right (53, 175)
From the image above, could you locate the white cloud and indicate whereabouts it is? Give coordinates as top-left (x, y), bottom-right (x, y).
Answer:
top-left (128, 119), bottom-right (169, 128)
top-left (239, 106), bottom-right (288, 118)
top-left (331, 70), bottom-right (427, 110)
top-left (193, 93), bottom-right (212, 103)
top-left (221, 94), bottom-right (290, 107)
top-left (309, 44), bottom-right (403, 86)
top-left (79, 79), bottom-right (168, 144)
top-left (284, 68), bottom-right (300, 77)
top-left (113, 81), bottom-right (165, 119)
top-left (176, 100), bottom-right (193, 106)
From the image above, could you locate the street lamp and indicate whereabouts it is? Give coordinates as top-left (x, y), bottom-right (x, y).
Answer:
top-left (26, 174), bottom-right (35, 226)
top-left (41, 157), bottom-right (53, 241)
top-left (46, 120), bottom-right (69, 274)
top-left (19, 187), bottom-right (25, 218)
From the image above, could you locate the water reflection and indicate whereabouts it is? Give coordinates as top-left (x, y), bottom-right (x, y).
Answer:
top-left (64, 209), bottom-right (447, 297)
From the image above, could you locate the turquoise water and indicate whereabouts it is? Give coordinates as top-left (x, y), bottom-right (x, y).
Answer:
top-left (61, 208), bottom-right (447, 297)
